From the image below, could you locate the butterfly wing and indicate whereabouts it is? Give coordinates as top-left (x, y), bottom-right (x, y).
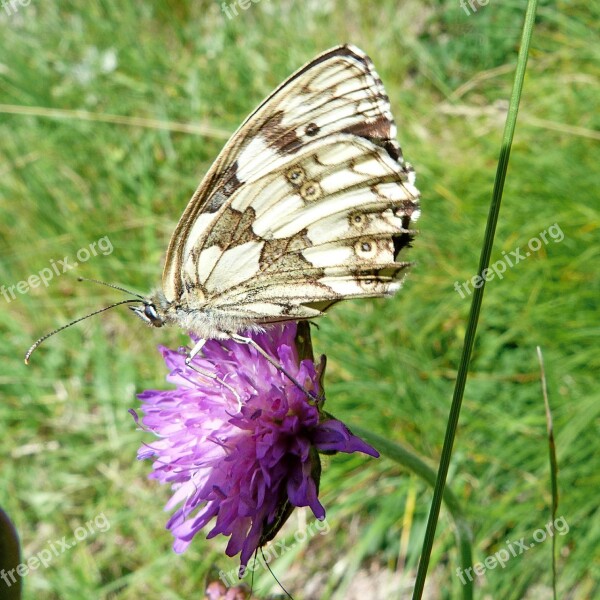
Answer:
top-left (162, 44), bottom-right (420, 325)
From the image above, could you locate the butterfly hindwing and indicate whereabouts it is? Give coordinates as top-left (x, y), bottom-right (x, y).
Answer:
top-left (161, 44), bottom-right (420, 329)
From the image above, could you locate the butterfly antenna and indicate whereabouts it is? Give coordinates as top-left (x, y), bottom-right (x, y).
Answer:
top-left (77, 277), bottom-right (145, 300)
top-left (24, 299), bottom-right (140, 365)
top-left (260, 547), bottom-right (294, 600)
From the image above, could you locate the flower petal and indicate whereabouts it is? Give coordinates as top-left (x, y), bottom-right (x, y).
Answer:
top-left (313, 419), bottom-right (380, 458)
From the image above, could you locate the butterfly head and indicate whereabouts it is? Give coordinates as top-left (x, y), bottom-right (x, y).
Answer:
top-left (130, 302), bottom-right (165, 328)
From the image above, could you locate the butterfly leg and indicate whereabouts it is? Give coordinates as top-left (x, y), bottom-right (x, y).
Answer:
top-left (230, 333), bottom-right (320, 404)
top-left (187, 337), bottom-right (208, 362)
top-left (185, 338), bottom-right (242, 409)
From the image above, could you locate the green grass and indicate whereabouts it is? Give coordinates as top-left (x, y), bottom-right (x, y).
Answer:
top-left (1, 1), bottom-right (598, 599)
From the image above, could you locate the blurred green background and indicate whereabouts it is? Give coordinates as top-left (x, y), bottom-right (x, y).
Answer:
top-left (1, 1), bottom-right (598, 598)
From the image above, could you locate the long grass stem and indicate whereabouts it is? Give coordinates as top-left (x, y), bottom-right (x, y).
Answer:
top-left (411, 2), bottom-right (540, 597)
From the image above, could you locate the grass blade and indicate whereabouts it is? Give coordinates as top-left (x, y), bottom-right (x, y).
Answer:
top-left (411, 1), bottom-right (540, 597)
top-left (537, 346), bottom-right (559, 600)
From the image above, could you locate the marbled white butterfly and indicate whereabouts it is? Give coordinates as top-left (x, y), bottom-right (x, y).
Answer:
top-left (26, 45), bottom-right (420, 368)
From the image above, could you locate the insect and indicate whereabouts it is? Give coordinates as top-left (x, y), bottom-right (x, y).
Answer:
top-left (25, 44), bottom-right (420, 372)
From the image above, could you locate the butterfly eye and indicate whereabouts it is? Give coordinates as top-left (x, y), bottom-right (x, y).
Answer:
top-left (130, 303), bottom-right (164, 328)
top-left (144, 304), bottom-right (163, 326)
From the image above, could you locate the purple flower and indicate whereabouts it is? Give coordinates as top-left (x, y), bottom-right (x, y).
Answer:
top-left (136, 322), bottom-right (378, 568)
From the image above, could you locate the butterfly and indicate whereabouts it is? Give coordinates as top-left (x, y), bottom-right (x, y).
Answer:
top-left (25, 44), bottom-right (420, 370)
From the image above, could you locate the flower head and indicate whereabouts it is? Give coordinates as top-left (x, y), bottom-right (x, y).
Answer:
top-left (136, 322), bottom-right (378, 568)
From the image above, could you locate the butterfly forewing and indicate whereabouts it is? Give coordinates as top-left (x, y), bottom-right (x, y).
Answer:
top-left (161, 44), bottom-right (420, 332)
